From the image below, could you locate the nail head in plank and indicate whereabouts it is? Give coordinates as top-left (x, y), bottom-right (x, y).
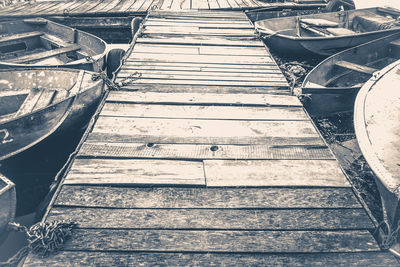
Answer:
top-left (106, 92), bottom-right (302, 106)
top-left (89, 117), bottom-right (322, 145)
top-left (48, 207), bottom-right (373, 230)
top-left (48, 229), bottom-right (380, 252)
top-left (64, 158), bottom-right (205, 185)
top-left (23, 251), bottom-right (400, 267)
top-left (55, 186), bottom-right (363, 209)
top-left (204, 160), bottom-right (350, 187)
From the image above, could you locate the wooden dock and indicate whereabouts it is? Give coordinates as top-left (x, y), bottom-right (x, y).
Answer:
top-left (0, 0), bottom-right (325, 18)
top-left (23, 10), bottom-right (398, 266)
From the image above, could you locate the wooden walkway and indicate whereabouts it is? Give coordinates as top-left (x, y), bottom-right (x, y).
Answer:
top-left (0, 0), bottom-right (325, 17)
top-left (23, 10), bottom-right (398, 266)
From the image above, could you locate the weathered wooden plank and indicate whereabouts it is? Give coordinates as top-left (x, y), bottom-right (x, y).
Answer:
top-left (8, 45), bottom-right (81, 63)
top-left (55, 186), bottom-right (363, 209)
top-left (133, 44), bottom-right (267, 56)
top-left (45, 229), bottom-right (381, 252)
top-left (118, 72), bottom-right (286, 82)
top-left (78, 142), bottom-right (333, 160)
top-left (116, 77), bottom-right (287, 87)
top-left (143, 28), bottom-right (255, 36)
top-left (123, 61), bottom-right (279, 69)
top-left (118, 69), bottom-right (285, 79)
top-left (89, 117), bottom-right (323, 145)
top-left (335, 60), bottom-right (378, 75)
top-left (145, 21), bottom-right (254, 28)
top-left (146, 18), bottom-right (252, 25)
top-left (100, 103), bottom-right (307, 120)
top-left (32, 90), bottom-right (56, 110)
top-left (133, 44), bottom-right (200, 55)
top-left (116, 84), bottom-right (290, 95)
top-left (24, 251), bottom-right (400, 267)
top-left (48, 207), bottom-right (373, 230)
top-left (128, 53), bottom-right (274, 64)
top-left (0, 31), bottom-right (43, 45)
top-left (204, 160), bottom-right (350, 187)
top-left (106, 91), bottom-right (302, 106)
top-left (136, 37), bottom-right (264, 47)
top-left (15, 88), bottom-right (43, 117)
top-left (64, 159), bottom-right (205, 185)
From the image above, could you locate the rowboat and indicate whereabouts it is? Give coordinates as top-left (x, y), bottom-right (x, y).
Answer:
top-left (354, 59), bottom-right (400, 230)
top-left (0, 172), bottom-right (16, 245)
top-left (0, 68), bottom-right (105, 161)
top-left (255, 7), bottom-right (400, 57)
top-left (0, 18), bottom-right (106, 71)
top-left (301, 32), bottom-right (400, 116)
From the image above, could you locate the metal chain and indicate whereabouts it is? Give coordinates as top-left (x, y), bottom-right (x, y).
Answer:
top-left (7, 221), bottom-right (76, 258)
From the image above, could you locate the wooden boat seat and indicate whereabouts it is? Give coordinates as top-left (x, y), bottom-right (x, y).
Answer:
top-left (7, 44), bottom-right (81, 63)
top-left (335, 60), bottom-right (378, 75)
top-left (300, 18), bottom-right (339, 28)
top-left (325, 27), bottom-right (355, 36)
top-left (0, 31), bottom-right (43, 46)
top-left (14, 88), bottom-right (57, 117)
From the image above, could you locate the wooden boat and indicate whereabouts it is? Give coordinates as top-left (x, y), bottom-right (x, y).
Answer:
top-left (354, 59), bottom-right (400, 230)
top-left (255, 7), bottom-right (400, 57)
top-left (0, 68), bottom-right (105, 161)
top-left (301, 32), bottom-right (400, 116)
top-left (0, 18), bottom-right (106, 71)
top-left (0, 172), bottom-right (16, 244)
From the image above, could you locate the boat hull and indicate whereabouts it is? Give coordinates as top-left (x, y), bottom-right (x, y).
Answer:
top-left (0, 173), bottom-right (16, 245)
top-left (0, 69), bottom-right (105, 161)
top-left (0, 19), bottom-right (107, 71)
top-left (354, 60), bottom-right (400, 226)
top-left (256, 7), bottom-right (400, 57)
top-left (302, 32), bottom-right (400, 115)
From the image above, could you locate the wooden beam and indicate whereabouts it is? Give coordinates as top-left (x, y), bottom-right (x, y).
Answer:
top-left (335, 61), bottom-right (378, 75)
top-left (8, 44), bottom-right (81, 63)
top-left (55, 186), bottom-right (363, 209)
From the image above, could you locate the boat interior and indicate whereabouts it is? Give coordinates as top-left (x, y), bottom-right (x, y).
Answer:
top-left (0, 70), bottom-right (86, 123)
top-left (258, 7), bottom-right (400, 38)
top-left (304, 33), bottom-right (400, 89)
top-left (0, 19), bottom-right (105, 66)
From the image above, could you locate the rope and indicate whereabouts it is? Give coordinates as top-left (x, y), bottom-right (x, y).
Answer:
top-left (91, 71), bottom-right (141, 91)
top-left (373, 195), bottom-right (400, 250)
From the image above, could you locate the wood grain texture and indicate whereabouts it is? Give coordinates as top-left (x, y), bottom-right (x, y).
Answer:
top-left (100, 103), bottom-right (307, 120)
top-left (48, 207), bottom-right (373, 230)
top-left (106, 91), bottom-right (301, 106)
top-left (24, 251), bottom-right (399, 267)
top-left (43, 229), bottom-right (381, 252)
top-left (55, 186), bottom-right (363, 209)
top-left (127, 53), bottom-right (274, 64)
top-left (64, 159), bottom-right (205, 185)
top-left (136, 37), bottom-right (264, 47)
top-left (117, 84), bottom-right (290, 94)
top-left (78, 142), bottom-right (334, 160)
top-left (204, 160), bottom-right (350, 187)
top-left (89, 117), bottom-right (322, 145)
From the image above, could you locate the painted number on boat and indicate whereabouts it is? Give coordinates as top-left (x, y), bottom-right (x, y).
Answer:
top-left (0, 129), bottom-right (13, 144)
